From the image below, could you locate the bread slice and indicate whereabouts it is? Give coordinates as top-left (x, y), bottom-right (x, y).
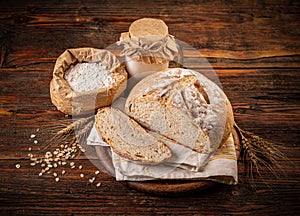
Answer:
top-left (125, 68), bottom-right (234, 154)
top-left (95, 107), bottom-right (172, 164)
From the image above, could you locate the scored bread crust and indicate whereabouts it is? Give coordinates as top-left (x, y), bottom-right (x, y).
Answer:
top-left (95, 107), bottom-right (172, 164)
top-left (125, 68), bottom-right (234, 154)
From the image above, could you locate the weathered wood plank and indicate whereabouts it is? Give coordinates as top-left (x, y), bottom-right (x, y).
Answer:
top-left (0, 158), bottom-right (299, 215)
top-left (2, 49), bottom-right (300, 69)
top-left (0, 0), bottom-right (299, 68)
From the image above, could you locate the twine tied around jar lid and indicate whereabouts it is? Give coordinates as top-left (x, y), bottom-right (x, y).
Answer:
top-left (117, 18), bottom-right (178, 65)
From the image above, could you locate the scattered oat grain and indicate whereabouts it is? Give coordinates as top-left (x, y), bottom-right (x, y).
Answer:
top-left (34, 140), bottom-right (38, 144)
top-left (96, 182), bottom-right (101, 187)
top-left (80, 173), bottom-right (84, 178)
top-left (30, 134), bottom-right (36, 139)
top-left (89, 177), bottom-right (96, 183)
top-left (55, 177), bottom-right (60, 182)
top-left (15, 163), bottom-right (21, 169)
top-left (78, 165), bottom-right (83, 169)
top-left (95, 170), bottom-right (100, 175)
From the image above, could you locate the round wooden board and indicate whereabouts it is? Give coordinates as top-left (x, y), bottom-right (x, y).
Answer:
top-left (95, 128), bottom-right (240, 196)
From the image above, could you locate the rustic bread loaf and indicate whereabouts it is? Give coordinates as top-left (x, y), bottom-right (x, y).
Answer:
top-left (95, 107), bottom-right (172, 164)
top-left (125, 68), bottom-right (234, 154)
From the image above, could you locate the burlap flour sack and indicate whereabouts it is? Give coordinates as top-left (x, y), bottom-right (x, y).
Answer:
top-left (50, 48), bottom-right (127, 115)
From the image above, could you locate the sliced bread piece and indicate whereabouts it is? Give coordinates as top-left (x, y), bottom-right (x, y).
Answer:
top-left (95, 107), bottom-right (172, 164)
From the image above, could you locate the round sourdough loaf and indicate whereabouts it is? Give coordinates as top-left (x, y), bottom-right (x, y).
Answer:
top-left (50, 48), bottom-right (127, 115)
top-left (125, 68), bottom-right (234, 154)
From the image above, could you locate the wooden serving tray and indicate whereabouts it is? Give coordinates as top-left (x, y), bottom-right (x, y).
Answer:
top-left (94, 128), bottom-right (240, 196)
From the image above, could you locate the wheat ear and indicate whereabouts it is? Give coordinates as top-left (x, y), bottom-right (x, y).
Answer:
top-left (234, 122), bottom-right (287, 189)
top-left (42, 115), bottom-right (94, 151)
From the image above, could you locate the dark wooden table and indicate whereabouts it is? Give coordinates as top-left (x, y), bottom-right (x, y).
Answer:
top-left (1, 1), bottom-right (299, 215)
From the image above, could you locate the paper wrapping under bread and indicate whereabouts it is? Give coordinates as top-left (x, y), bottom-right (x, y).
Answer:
top-left (50, 48), bottom-right (127, 115)
top-left (87, 122), bottom-right (237, 185)
top-left (87, 97), bottom-right (237, 185)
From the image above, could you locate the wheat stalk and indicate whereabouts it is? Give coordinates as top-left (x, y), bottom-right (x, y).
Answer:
top-left (234, 122), bottom-right (287, 189)
top-left (42, 115), bottom-right (94, 151)
top-left (75, 118), bottom-right (95, 152)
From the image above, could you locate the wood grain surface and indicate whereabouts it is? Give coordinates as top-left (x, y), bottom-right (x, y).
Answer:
top-left (0, 0), bottom-right (299, 215)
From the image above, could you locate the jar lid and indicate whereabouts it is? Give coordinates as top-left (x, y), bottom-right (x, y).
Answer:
top-left (129, 18), bottom-right (169, 38)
